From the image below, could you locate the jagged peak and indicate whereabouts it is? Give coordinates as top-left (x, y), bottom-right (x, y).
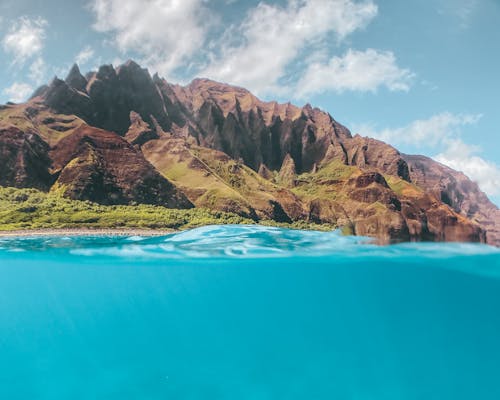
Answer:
top-left (65, 63), bottom-right (88, 91)
top-left (55, 61), bottom-right (333, 129)
top-left (302, 103), bottom-right (313, 113)
top-left (96, 64), bottom-right (117, 80)
top-left (123, 59), bottom-right (141, 69)
top-left (152, 72), bottom-right (162, 83)
top-left (187, 78), bottom-right (252, 98)
top-left (67, 63), bottom-right (81, 75)
top-left (2, 58), bottom-right (498, 245)
top-left (117, 59), bottom-right (149, 75)
top-left (182, 78), bottom-right (309, 122)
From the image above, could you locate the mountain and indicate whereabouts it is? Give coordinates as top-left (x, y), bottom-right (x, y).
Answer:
top-left (0, 60), bottom-right (498, 245)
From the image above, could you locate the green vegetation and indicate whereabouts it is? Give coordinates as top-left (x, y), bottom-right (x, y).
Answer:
top-left (385, 175), bottom-right (423, 197)
top-left (154, 145), bottom-right (252, 211)
top-left (292, 160), bottom-right (359, 200)
top-left (0, 186), bottom-right (252, 231)
top-left (259, 219), bottom-right (336, 232)
top-left (0, 105), bottom-right (83, 146)
top-left (0, 186), bottom-right (334, 232)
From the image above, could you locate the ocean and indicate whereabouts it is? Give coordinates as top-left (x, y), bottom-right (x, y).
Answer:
top-left (0, 225), bottom-right (499, 399)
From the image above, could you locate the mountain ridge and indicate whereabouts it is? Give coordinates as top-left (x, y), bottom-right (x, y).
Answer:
top-left (1, 60), bottom-right (498, 245)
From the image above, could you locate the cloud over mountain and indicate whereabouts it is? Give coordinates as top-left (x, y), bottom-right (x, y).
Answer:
top-left (88, 0), bottom-right (411, 98)
top-left (353, 112), bottom-right (500, 198)
top-left (201, 0), bottom-right (380, 95)
top-left (90, 0), bottom-right (212, 75)
top-left (2, 82), bottom-right (33, 103)
top-left (295, 49), bottom-right (413, 96)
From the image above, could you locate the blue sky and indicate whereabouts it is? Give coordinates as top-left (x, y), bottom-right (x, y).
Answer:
top-left (0, 0), bottom-right (499, 205)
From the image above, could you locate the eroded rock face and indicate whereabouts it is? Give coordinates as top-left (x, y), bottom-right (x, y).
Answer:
top-left (404, 154), bottom-right (500, 246)
top-left (164, 78), bottom-right (352, 173)
top-left (141, 134), bottom-right (306, 222)
top-left (351, 172), bottom-right (389, 189)
top-left (91, 61), bottom-right (171, 134)
top-left (8, 60), bottom-right (497, 245)
top-left (258, 163), bottom-right (274, 180)
top-left (50, 125), bottom-right (192, 208)
top-left (342, 135), bottom-right (411, 181)
top-left (42, 78), bottom-right (94, 122)
top-left (308, 198), bottom-right (343, 225)
top-left (38, 67), bottom-right (353, 174)
top-left (0, 126), bottom-right (52, 190)
top-left (278, 154), bottom-right (297, 187)
top-left (37, 61), bottom-right (171, 136)
top-left (125, 111), bottom-right (158, 147)
top-left (308, 167), bottom-right (484, 244)
top-left (37, 63), bottom-right (412, 181)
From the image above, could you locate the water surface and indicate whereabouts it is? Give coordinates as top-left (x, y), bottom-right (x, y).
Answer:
top-left (1, 225), bottom-right (499, 399)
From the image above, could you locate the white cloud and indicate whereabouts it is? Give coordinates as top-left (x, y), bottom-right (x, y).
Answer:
top-left (201, 0), bottom-right (378, 95)
top-left (3, 82), bottom-right (33, 103)
top-left (435, 140), bottom-right (500, 198)
top-left (28, 57), bottom-right (46, 84)
top-left (2, 16), bottom-right (48, 65)
top-left (355, 112), bottom-right (482, 148)
top-left (88, 0), bottom-right (414, 98)
top-left (295, 49), bottom-right (414, 97)
top-left (90, 0), bottom-right (211, 76)
top-left (353, 112), bottom-right (500, 198)
top-left (75, 45), bottom-right (95, 65)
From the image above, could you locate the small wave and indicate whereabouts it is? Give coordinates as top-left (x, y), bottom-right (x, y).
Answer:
top-left (0, 225), bottom-right (498, 263)
top-left (125, 235), bottom-right (147, 242)
top-left (63, 225), bottom-right (499, 261)
top-left (152, 224), bottom-right (370, 258)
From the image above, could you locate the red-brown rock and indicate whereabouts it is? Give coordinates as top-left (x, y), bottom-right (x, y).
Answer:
top-left (50, 125), bottom-right (192, 208)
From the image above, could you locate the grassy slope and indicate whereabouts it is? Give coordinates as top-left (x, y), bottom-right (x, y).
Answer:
top-left (0, 187), bottom-right (333, 232)
top-left (143, 138), bottom-right (309, 221)
top-left (0, 107), bottom-right (334, 232)
top-left (0, 186), bottom-right (252, 231)
top-left (142, 138), bottom-right (255, 214)
top-left (0, 104), bottom-right (84, 147)
top-left (292, 159), bottom-right (360, 200)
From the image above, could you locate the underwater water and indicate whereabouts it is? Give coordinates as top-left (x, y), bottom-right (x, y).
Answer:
top-left (0, 225), bottom-right (500, 399)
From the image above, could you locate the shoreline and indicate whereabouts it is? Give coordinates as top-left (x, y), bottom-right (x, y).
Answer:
top-left (0, 228), bottom-right (176, 237)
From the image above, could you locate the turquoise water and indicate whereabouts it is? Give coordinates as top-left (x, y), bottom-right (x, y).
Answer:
top-left (1, 225), bottom-right (500, 399)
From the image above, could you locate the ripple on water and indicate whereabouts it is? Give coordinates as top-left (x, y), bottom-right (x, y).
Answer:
top-left (0, 225), bottom-right (498, 267)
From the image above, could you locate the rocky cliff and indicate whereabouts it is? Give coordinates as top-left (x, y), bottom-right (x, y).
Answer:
top-left (403, 154), bottom-right (500, 246)
top-left (0, 60), bottom-right (497, 245)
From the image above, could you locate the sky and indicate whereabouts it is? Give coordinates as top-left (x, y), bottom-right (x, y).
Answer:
top-left (0, 0), bottom-right (499, 205)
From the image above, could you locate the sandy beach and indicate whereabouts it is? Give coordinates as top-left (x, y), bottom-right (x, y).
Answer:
top-left (0, 228), bottom-right (175, 237)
